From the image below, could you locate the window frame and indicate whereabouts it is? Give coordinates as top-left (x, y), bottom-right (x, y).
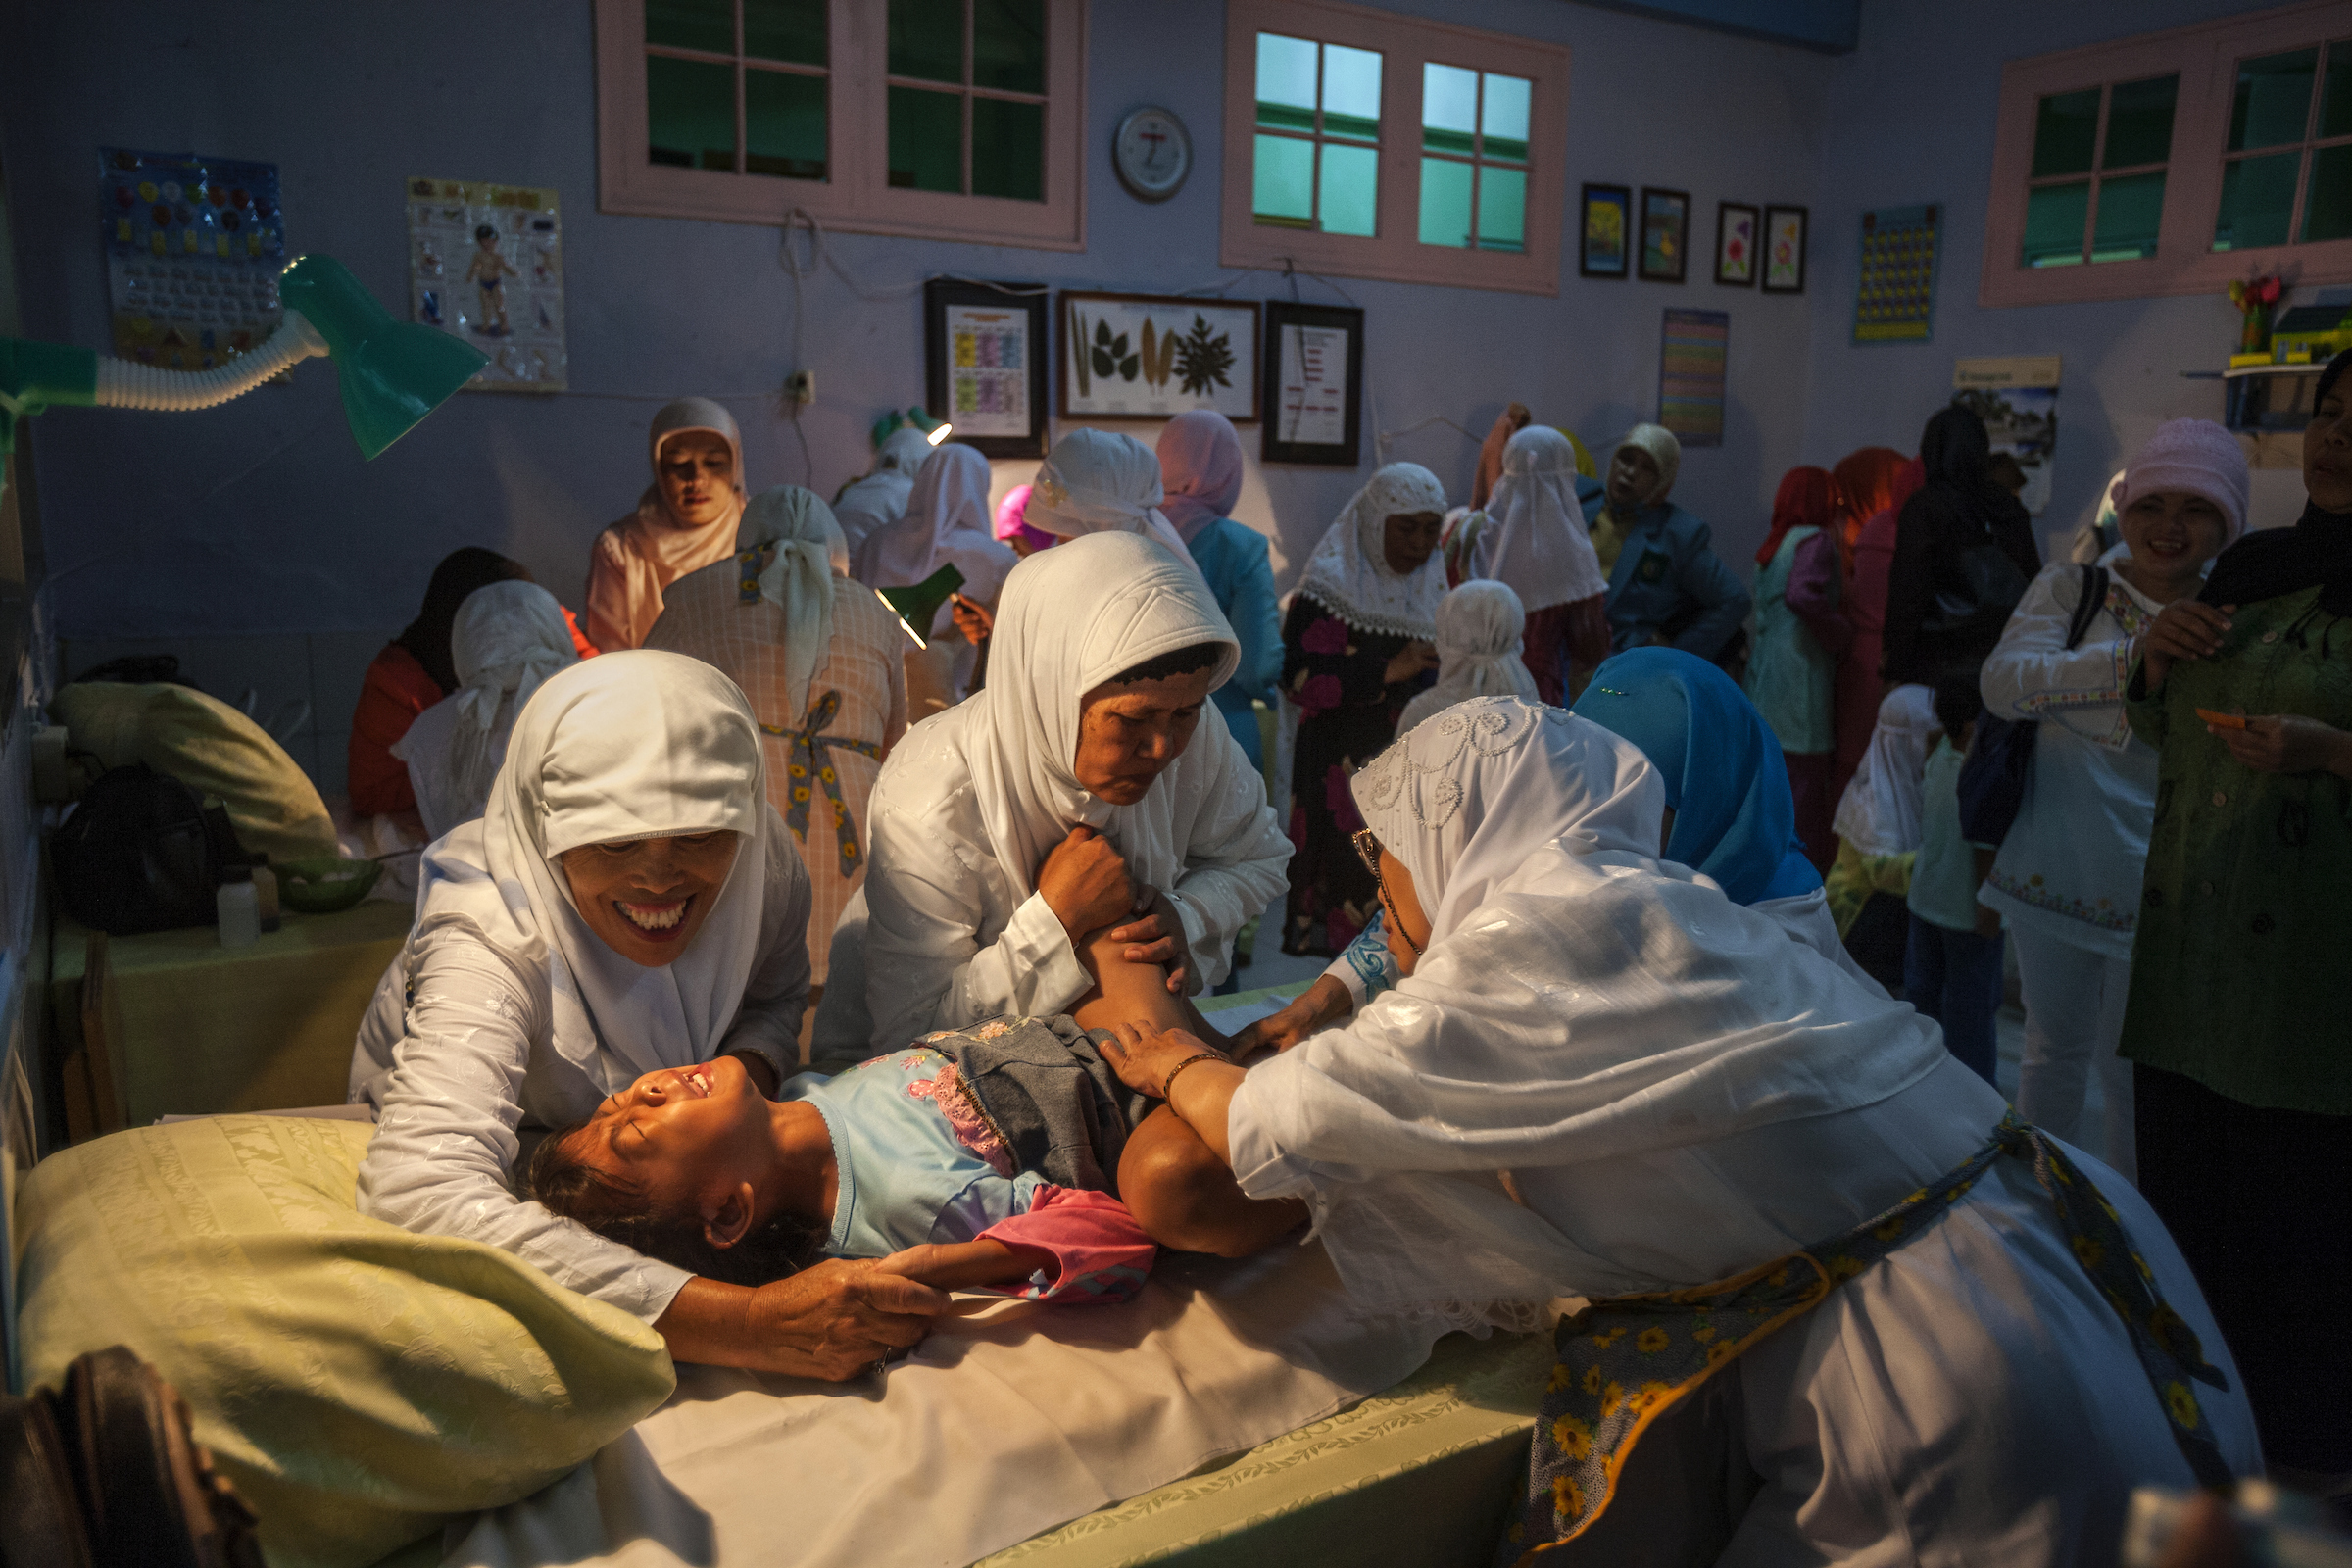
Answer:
top-left (595, 0), bottom-right (1086, 251)
top-left (1219, 0), bottom-right (1569, 297)
top-left (1983, 0), bottom-right (2352, 308)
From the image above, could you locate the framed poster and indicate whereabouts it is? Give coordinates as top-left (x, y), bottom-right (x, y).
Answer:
top-left (1580, 184), bottom-right (1631, 279)
top-left (1715, 202), bottom-right (1759, 287)
top-left (1659, 309), bottom-right (1729, 448)
top-left (924, 278), bottom-right (1048, 458)
top-left (407, 176), bottom-right (566, 392)
top-left (1763, 205), bottom-right (1809, 294)
top-left (1953, 355), bottom-right (2060, 516)
top-left (1058, 291), bottom-right (1259, 420)
top-left (1639, 187), bottom-right (1690, 282)
top-left (1852, 203), bottom-right (1941, 343)
top-left (1261, 301), bottom-right (1363, 466)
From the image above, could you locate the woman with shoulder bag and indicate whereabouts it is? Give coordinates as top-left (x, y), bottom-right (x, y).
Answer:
top-left (1883, 406), bottom-right (2041, 690)
top-left (1977, 421), bottom-right (2245, 1181)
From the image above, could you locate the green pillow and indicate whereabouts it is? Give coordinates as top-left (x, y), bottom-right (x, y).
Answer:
top-left (13, 1115), bottom-right (675, 1568)
top-left (52, 681), bottom-right (340, 865)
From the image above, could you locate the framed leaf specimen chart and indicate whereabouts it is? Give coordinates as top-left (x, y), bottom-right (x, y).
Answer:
top-left (925, 278), bottom-right (1048, 459)
top-left (1057, 291), bottom-right (1259, 420)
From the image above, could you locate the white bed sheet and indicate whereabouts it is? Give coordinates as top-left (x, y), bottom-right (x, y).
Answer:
top-left (436, 1239), bottom-right (1443, 1568)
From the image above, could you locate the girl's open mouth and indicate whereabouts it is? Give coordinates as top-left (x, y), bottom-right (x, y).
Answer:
top-left (616, 895), bottom-right (692, 941)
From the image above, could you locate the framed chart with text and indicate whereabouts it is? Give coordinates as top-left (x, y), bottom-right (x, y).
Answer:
top-left (1261, 301), bottom-right (1363, 466)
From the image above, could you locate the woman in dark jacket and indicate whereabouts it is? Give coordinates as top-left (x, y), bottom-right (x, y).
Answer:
top-left (1881, 407), bottom-right (2042, 688)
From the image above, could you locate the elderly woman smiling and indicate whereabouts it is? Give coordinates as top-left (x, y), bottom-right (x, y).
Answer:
top-left (351, 652), bottom-right (945, 1378)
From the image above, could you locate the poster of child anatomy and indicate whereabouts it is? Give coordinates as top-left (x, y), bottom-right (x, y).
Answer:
top-left (407, 177), bottom-right (566, 392)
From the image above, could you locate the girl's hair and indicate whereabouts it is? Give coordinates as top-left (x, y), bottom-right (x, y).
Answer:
top-left (526, 1123), bottom-right (826, 1287)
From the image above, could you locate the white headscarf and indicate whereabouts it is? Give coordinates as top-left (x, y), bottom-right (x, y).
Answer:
top-left (1025, 428), bottom-right (1199, 571)
top-left (1397, 582), bottom-right (1539, 736)
top-left (440, 581), bottom-right (580, 826)
top-left (958, 530), bottom-right (1240, 903)
top-left (1229, 697), bottom-right (1950, 1326)
top-left (1831, 683), bottom-right (1937, 857)
top-left (831, 427), bottom-right (936, 557)
top-left (409, 651), bottom-right (773, 1084)
top-left (853, 443), bottom-right (1018, 619)
top-left (1297, 462), bottom-right (1451, 639)
top-left (1474, 426), bottom-right (1607, 611)
top-left (737, 485), bottom-right (845, 719)
top-left (624, 397), bottom-right (749, 573)
top-left (1610, 422), bottom-right (1682, 507)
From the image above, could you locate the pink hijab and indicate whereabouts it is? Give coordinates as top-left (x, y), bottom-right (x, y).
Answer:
top-left (1155, 410), bottom-right (1245, 545)
top-left (993, 483), bottom-right (1055, 554)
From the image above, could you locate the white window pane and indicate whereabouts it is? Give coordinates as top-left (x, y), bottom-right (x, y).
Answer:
top-left (1419, 156), bottom-right (1472, 246)
top-left (1256, 32), bottom-right (1317, 131)
top-left (1322, 43), bottom-right (1383, 141)
top-left (1423, 63), bottom-right (1478, 146)
top-left (1482, 74), bottom-right (1531, 161)
top-left (1320, 141), bottom-right (1379, 234)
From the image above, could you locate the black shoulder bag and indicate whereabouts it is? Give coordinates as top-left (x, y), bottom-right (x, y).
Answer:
top-left (1955, 564), bottom-right (2110, 847)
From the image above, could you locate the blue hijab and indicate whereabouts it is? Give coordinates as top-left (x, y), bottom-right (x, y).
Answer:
top-left (1570, 647), bottom-right (1819, 905)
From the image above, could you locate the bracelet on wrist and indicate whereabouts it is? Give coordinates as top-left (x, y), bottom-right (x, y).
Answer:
top-left (1158, 1052), bottom-right (1223, 1120)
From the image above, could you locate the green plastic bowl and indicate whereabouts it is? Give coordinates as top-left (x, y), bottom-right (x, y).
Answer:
top-left (275, 856), bottom-right (383, 914)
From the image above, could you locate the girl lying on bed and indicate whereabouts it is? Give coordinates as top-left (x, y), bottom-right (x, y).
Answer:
top-left (527, 920), bottom-right (1303, 1299)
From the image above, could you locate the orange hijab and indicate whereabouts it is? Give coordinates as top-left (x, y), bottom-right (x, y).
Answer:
top-left (1831, 447), bottom-right (1911, 561)
top-left (1755, 466), bottom-right (1838, 567)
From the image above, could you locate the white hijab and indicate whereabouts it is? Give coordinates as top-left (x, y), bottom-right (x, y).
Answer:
top-left (854, 443), bottom-right (1018, 615)
top-left (1397, 581), bottom-right (1539, 736)
top-left (830, 427), bottom-right (935, 555)
top-left (1230, 697), bottom-right (1951, 1326)
top-left (1297, 463), bottom-right (1450, 639)
top-left (622, 397), bottom-right (749, 575)
top-left (958, 530), bottom-right (1240, 902)
top-left (409, 651), bottom-right (773, 1084)
top-left (1473, 425), bottom-right (1607, 611)
top-left (1024, 427), bottom-right (1199, 571)
top-left (737, 485), bottom-right (846, 719)
top-left (439, 580), bottom-right (580, 827)
top-left (1832, 683), bottom-right (1937, 857)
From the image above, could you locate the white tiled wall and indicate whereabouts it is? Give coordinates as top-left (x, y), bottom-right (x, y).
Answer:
top-left (57, 628), bottom-right (399, 801)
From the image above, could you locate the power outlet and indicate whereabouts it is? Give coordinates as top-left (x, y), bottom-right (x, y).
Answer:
top-left (783, 369), bottom-right (816, 405)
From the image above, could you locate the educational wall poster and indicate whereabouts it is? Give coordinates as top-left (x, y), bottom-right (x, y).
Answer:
top-left (1580, 184), bottom-right (1631, 278)
top-left (1853, 203), bottom-right (1942, 344)
top-left (1658, 309), bottom-right (1729, 448)
top-left (1057, 292), bottom-right (1259, 421)
top-left (406, 177), bottom-right (565, 393)
top-left (1261, 300), bottom-right (1363, 466)
top-left (924, 278), bottom-right (1048, 458)
top-left (1953, 355), bottom-right (2060, 516)
top-left (100, 148), bottom-right (286, 370)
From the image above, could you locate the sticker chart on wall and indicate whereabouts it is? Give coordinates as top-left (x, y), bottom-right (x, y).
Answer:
top-left (100, 148), bottom-right (286, 370)
top-left (1658, 310), bottom-right (1729, 448)
top-left (924, 278), bottom-right (1048, 459)
top-left (406, 178), bottom-right (566, 392)
top-left (1853, 204), bottom-right (1941, 344)
top-left (1953, 355), bottom-right (2060, 516)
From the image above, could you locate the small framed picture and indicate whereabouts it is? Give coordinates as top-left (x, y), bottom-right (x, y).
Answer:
top-left (1639, 187), bottom-right (1690, 282)
top-left (924, 278), bottom-right (1049, 458)
top-left (1763, 204), bottom-right (1809, 294)
top-left (1715, 202), bottom-right (1759, 287)
top-left (1057, 291), bottom-right (1260, 421)
top-left (1261, 300), bottom-right (1364, 466)
top-left (1580, 183), bottom-right (1631, 279)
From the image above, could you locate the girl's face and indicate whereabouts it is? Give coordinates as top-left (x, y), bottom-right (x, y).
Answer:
top-left (1382, 512), bottom-right (1443, 574)
top-left (1607, 447), bottom-right (1661, 512)
top-left (559, 830), bottom-right (741, 967)
top-left (2306, 379), bottom-right (2352, 513)
top-left (564, 1054), bottom-right (769, 1214)
top-left (658, 431), bottom-right (738, 527)
top-left (2119, 490), bottom-right (2229, 578)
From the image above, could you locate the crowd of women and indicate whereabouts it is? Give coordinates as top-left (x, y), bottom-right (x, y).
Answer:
top-left (332, 363), bottom-right (2352, 1558)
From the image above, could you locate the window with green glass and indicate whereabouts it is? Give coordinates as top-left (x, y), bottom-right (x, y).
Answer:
top-left (881, 0), bottom-right (1047, 200)
top-left (2213, 39), bottom-right (2352, 251)
top-left (646, 0), bottom-right (829, 179)
top-left (1251, 32), bottom-right (1383, 236)
top-left (2018, 73), bottom-right (2177, 267)
top-left (1415, 62), bottom-right (1530, 252)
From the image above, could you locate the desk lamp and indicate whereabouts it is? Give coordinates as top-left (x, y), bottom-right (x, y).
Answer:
top-left (876, 564), bottom-right (964, 648)
top-left (867, 406), bottom-right (955, 452)
top-left (0, 254), bottom-right (486, 459)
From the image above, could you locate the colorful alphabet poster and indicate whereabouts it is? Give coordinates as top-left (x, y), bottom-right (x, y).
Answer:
top-left (99, 148), bottom-right (286, 370)
top-left (1854, 203), bottom-right (1942, 344)
top-left (1659, 309), bottom-right (1729, 448)
top-left (406, 177), bottom-right (566, 392)
top-left (944, 303), bottom-right (1031, 438)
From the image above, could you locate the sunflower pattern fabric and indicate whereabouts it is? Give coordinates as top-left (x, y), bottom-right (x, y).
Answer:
top-left (763, 688), bottom-right (885, 876)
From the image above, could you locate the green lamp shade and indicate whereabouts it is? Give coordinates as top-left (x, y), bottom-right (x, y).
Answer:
top-left (876, 564), bottom-right (964, 648)
top-left (278, 255), bottom-right (488, 460)
top-left (870, 409), bottom-right (907, 450)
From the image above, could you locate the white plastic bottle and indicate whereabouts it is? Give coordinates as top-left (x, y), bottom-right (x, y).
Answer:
top-left (217, 870), bottom-right (261, 949)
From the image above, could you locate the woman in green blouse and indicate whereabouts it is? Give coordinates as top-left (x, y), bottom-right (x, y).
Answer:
top-left (2124, 347), bottom-right (2352, 1490)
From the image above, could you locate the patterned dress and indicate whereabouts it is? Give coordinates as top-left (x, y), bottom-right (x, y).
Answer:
top-left (647, 553), bottom-right (907, 982)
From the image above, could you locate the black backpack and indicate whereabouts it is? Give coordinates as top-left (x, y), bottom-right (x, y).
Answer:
top-left (50, 764), bottom-right (245, 936)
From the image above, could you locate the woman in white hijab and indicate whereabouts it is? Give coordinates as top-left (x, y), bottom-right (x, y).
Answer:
top-left (830, 425), bottom-right (937, 562)
top-left (1396, 580), bottom-right (1539, 737)
top-left (1097, 696), bottom-right (2256, 1565)
top-left (350, 651), bottom-right (944, 1376)
top-left (585, 397), bottom-right (751, 651)
top-left (648, 486), bottom-right (908, 1000)
top-left (1458, 425), bottom-right (1612, 704)
top-left (390, 579), bottom-right (579, 840)
top-left (1022, 427), bottom-right (1199, 571)
top-left (835, 530), bottom-right (1290, 1054)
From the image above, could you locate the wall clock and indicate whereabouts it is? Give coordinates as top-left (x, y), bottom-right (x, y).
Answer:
top-left (1112, 106), bottom-right (1191, 203)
